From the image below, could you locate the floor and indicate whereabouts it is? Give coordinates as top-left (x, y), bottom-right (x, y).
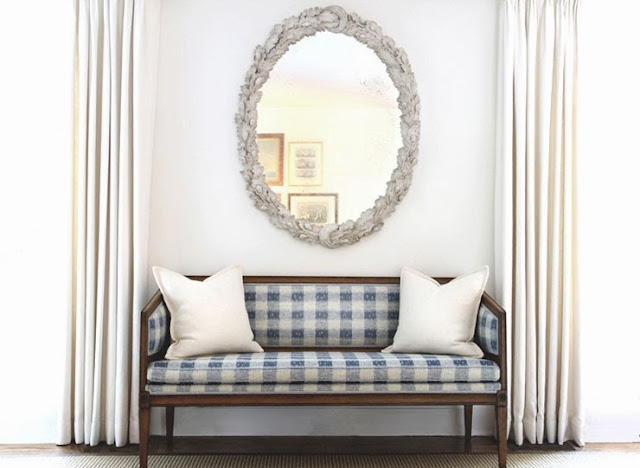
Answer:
top-left (1, 436), bottom-right (638, 456)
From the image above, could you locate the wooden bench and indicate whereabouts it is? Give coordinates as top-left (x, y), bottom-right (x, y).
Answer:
top-left (139, 276), bottom-right (508, 467)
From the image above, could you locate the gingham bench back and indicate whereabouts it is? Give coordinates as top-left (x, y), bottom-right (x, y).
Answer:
top-left (147, 281), bottom-right (500, 355)
top-left (244, 283), bottom-right (399, 348)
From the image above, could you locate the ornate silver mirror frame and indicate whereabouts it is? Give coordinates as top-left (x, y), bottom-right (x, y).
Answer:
top-left (236, 5), bottom-right (420, 248)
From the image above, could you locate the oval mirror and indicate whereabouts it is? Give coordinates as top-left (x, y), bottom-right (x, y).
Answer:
top-left (257, 32), bottom-right (401, 224)
top-left (236, 6), bottom-right (420, 248)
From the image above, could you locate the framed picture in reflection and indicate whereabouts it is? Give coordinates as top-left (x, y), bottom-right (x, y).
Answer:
top-left (288, 141), bottom-right (323, 186)
top-left (288, 193), bottom-right (338, 224)
top-left (257, 133), bottom-right (284, 186)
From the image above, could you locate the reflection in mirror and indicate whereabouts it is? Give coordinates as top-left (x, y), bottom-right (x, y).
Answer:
top-left (256, 31), bottom-right (402, 224)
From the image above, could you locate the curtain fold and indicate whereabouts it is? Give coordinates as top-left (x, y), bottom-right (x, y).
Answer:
top-left (58, 0), bottom-right (161, 447)
top-left (495, 0), bottom-right (583, 446)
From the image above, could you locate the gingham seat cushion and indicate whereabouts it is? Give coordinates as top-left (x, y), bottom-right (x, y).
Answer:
top-left (147, 351), bottom-right (500, 386)
top-left (147, 381), bottom-right (501, 394)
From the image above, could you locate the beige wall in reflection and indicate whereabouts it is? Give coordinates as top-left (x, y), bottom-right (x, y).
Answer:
top-left (258, 106), bottom-right (401, 223)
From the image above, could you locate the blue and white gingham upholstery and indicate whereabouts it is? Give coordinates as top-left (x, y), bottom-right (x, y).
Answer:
top-left (147, 381), bottom-right (501, 394)
top-left (147, 352), bottom-right (500, 385)
top-left (476, 304), bottom-right (499, 356)
top-left (244, 283), bottom-right (399, 348)
top-left (148, 302), bottom-right (169, 356)
top-left (145, 282), bottom-right (502, 395)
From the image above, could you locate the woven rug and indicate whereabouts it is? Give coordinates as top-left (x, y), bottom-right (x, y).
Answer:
top-left (1, 453), bottom-right (640, 468)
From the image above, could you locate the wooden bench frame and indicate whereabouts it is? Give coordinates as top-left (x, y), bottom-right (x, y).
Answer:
top-left (139, 276), bottom-right (508, 468)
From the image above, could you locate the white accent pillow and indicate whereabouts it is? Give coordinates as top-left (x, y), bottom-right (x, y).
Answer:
top-left (152, 265), bottom-right (263, 359)
top-left (383, 266), bottom-right (489, 358)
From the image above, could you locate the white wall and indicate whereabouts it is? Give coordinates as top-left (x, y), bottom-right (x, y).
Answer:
top-left (578, 0), bottom-right (640, 443)
top-left (0, 1), bottom-right (74, 443)
top-left (3, 0), bottom-right (636, 446)
top-left (149, 0), bottom-right (498, 437)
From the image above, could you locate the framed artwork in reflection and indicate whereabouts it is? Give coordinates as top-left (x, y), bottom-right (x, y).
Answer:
top-left (257, 133), bottom-right (284, 186)
top-left (288, 193), bottom-right (338, 224)
top-left (288, 141), bottom-right (323, 186)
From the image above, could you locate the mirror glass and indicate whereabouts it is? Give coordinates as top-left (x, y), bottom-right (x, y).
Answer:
top-left (256, 31), bottom-right (402, 225)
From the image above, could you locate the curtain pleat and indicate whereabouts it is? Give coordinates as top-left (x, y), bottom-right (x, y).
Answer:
top-left (495, 0), bottom-right (583, 446)
top-left (58, 0), bottom-right (161, 447)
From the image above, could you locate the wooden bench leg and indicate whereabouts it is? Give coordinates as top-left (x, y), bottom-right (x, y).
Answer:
top-left (166, 407), bottom-right (174, 448)
top-left (464, 405), bottom-right (473, 451)
top-left (495, 405), bottom-right (507, 468)
top-left (140, 405), bottom-right (150, 468)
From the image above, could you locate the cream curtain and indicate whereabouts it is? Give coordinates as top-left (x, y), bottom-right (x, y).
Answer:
top-left (495, 0), bottom-right (583, 446)
top-left (58, 0), bottom-right (161, 446)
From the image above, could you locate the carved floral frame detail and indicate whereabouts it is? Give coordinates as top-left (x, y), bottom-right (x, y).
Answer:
top-left (236, 5), bottom-right (420, 248)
